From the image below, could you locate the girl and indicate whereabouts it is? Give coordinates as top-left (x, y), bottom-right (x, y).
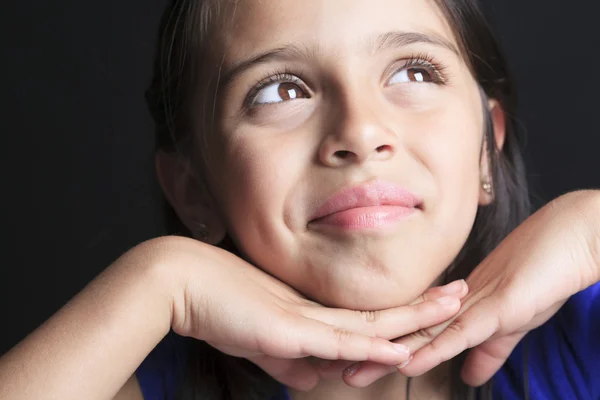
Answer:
top-left (1, 0), bottom-right (599, 399)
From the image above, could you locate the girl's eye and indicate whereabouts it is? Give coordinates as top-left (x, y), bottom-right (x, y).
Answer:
top-left (388, 67), bottom-right (436, 85)
top-left (252, 81), bottom-right (310, 105)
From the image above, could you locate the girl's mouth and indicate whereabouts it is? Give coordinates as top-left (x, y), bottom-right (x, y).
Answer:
top-left (308, 180), bottom-right (422, 230)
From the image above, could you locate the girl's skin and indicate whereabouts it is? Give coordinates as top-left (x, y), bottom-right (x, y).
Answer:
top-left (0, 1), bottom-right (599, 400)
top-left (197, 0), bottom-right (492, 312)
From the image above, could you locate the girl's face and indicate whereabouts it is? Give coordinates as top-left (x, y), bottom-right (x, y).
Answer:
top-left (205, 0), bottom-right (491, 309)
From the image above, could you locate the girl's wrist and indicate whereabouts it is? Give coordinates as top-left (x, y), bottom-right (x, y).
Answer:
top-left (558, 190), bottom-right (600, 289)
top-left (142, 235), bottom-right (213, 336)
top-left (136, 236), bottom-right (196, 332)
top-left (587, 190), bottom-right (600, 284)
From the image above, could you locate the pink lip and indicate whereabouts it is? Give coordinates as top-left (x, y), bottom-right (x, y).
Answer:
top-left (309, 181), bottom-right (421, 230)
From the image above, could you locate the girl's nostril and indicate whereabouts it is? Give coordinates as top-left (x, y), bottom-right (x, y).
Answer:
top-left (335, 150), bottom-right (352, 159)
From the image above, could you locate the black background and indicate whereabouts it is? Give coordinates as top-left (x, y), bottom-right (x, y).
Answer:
top-left (1, 0), bottom-right (599, 356)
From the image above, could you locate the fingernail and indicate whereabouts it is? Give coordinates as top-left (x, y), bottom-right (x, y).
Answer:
top-left (440, 280), bottom-right (465, 294)
top-left (436, 296), bottom-right (458, 306)
top-left (343, 362), bottom-right (361, 377)
top-left (397, 355), bottom-right (414, 369)
top-left (392, 343), bottom-right (410, 355)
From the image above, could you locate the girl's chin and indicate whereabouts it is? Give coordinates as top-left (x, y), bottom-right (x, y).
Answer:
top-left (300, 264), bottom-right (448, 310)
top-left (312, 286), bottom-right (424, 311)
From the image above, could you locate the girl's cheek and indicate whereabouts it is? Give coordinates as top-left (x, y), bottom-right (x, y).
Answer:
top-left (235, 99), bottom-right (316, 132)
top-left (403, 96), bottom-right (482, 193)
top-left (385, 84), bottom-right (446, 111)
top-left (217, 127), bottom-right (307, 205)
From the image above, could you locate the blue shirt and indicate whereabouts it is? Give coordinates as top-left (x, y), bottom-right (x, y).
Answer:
top-left (136, 282), bottom-right (600, 400)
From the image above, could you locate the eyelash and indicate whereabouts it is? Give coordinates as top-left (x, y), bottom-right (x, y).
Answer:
top-left (392, 52), bottom-right (449, 85)
top-left (244, 53), bottom-right (449, 107)
top-left (245, 67), bottom-right (307, 108)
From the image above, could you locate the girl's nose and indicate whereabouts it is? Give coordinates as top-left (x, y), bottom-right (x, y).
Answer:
top-left (318, 100), bottom-right (398, 167)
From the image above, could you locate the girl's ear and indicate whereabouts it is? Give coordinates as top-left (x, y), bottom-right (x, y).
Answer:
top-left (155, 149), bottom-right (227, 244)
top-left (479, 99), bottom-right (506, 205)
top-left (488, 99), bottom-right (506, 151)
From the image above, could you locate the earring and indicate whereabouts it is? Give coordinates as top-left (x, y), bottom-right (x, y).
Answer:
top-left (482, 179), bottom-right (493, 195)
top-left (192, 222), bottom-right (209, 242)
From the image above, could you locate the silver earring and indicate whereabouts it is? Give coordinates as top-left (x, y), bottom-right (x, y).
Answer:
top-left (482, 180), bottom-right (492, 195)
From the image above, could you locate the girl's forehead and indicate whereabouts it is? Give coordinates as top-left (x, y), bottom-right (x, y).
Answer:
top-left (224, 0), bottom-right (457, 63)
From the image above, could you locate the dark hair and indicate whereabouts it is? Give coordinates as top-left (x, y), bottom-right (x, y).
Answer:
top-left (145, 0), bottom-right (531, 399)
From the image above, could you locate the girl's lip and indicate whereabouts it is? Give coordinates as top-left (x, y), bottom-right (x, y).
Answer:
top-left (308, 180), bottom-right (422, 224)
top-left (309, 205), bottom-right (417, 230)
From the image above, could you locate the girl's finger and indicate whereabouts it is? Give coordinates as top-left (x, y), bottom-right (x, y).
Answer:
top-left (274, 317), bottom-right (413, 365)
top-left (342, 361), bottom-right (398, 388)
top-left (342, 328), bottom-right (522, 388)
top-left (315, 359), bottom-right (356, 380)
top-left (460, 332), bottom-right (525, 386)
top-left (398, 300), bottom-right (498, 376)
top-left (382, 287), bottom-right (480, 359)
top-left (409, 280), bottom-right (469, 305)
top-left (301, 292), bottom-right (464, 341)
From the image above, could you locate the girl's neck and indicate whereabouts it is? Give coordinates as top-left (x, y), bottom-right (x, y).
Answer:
top-left (289, 361), bottom-right (451, 400)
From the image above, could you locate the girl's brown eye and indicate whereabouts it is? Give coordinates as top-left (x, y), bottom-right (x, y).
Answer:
top-left (388, 66), bottom-right (436, 85)
top-left (406, 68), bottom-right (434, 83)
top-left (278, 82), bottom-right (308, 100)
top-left (253, 81), bottom-right (309, 105)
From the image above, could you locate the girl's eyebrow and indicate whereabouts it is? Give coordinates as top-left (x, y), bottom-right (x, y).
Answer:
top-left (219, 30), bottom-right (459, 88)
top-left (374, 31), bottom-right (459, 56)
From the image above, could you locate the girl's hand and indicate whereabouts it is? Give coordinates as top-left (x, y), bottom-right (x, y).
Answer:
top-left (341, 190), bottom-right (600, 388)
top-left (165, 236), bottom-right (469, 391)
